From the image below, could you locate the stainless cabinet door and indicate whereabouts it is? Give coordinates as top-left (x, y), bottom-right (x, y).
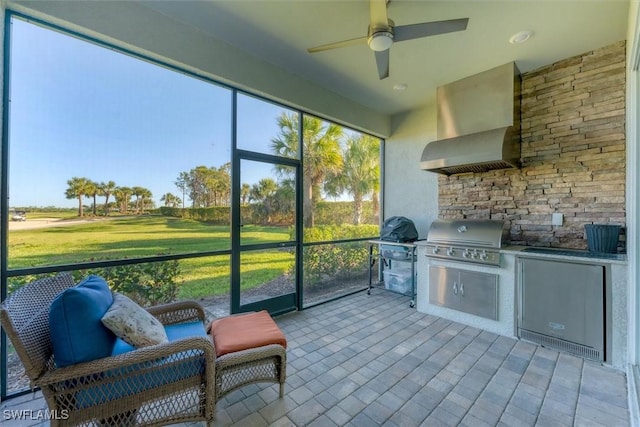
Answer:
top-left (519, 258), bottom-right (604, 349)
top-left (429, 265), bottom-right (460, 310)
top-left (458, 269), bottom-right (498, 320)
top-left (429, 265), bottom-right (498, 320)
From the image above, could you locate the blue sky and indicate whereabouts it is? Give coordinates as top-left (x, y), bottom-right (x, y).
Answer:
top-left (8, 18), bottom-right (291, 208)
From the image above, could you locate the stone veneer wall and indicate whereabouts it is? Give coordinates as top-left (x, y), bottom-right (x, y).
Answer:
top-left (438, 41), bottom-right (626, 249)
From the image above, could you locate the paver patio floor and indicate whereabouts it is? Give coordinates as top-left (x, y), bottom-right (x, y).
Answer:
top-left (1, 290), bottom-right (630, 426)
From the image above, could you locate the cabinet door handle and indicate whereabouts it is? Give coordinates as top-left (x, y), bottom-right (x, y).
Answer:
top-left (460, 282), bottom-right (465, 296)
top-left (453, 282), bottom-right (458, 295)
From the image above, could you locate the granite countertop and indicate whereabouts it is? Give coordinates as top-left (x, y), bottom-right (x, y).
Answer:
top-left (414, 240), bottom-right (627, 264)
top-left (501, 245), bottom-right (628, 264)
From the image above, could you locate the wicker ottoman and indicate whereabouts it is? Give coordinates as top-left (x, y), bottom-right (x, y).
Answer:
top-left (208, 311), bottom-right (287, 401)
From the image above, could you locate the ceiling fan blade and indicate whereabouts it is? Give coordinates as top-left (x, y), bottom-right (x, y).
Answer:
top-left (370, 0), bottom-right (389, 29)
top-left (307, 36), bottom-right (368, 53)
top-left (374, 50), bottom-right (389, 80)
top-left (394, 18), bottom-right (469, 42)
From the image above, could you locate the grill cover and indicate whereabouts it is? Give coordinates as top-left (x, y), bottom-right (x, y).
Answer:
top-left (427, 220), bottom-right (506, 248)
top-left (381, 216), bottom-right (418, 242)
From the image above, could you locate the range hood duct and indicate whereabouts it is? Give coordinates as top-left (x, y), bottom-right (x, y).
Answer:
top-left (421, 62), bottom-right (521, 175)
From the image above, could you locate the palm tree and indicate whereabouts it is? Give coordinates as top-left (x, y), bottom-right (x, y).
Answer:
top-left (271, 113), bottom-right (343, 227)
top-left (138, 188), bottom-right (153, 213)
top-left (115, 186), bottom-right (133, 214)
top-left (249, 178), bottom-right (278, 224)
top-left (100, 181), bottom-right (117, 216)
top-left (86, 181), bottom-right (100, 216)
top-left (325, 135), bottom-right (380, 225)
top-left (240, 183), bottom-right (251, 205)
top-left (273, 178), bottom-right (296, 222)
top-left (65, 177), bottom-right (92, 217)
top-left (113, 188), bottom-right (125, 214)
top-left (160, 192), bottom-right (181, 207)
top-left (131, 186), bottom-right (145, 214)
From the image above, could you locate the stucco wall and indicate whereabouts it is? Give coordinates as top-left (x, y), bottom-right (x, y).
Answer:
top-left (385, 106), bottom-right (439, 239)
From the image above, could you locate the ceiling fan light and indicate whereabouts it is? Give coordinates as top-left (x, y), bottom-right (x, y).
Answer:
top-left (368, 31), bottom-right (394, 51)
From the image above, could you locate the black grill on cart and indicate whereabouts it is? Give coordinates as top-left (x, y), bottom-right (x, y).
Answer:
top-left (369, 217), bottom-right (419, 306)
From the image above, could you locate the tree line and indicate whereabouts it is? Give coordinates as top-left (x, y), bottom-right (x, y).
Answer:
top-left (165, 113), bottom-right (380, 226)
top-left (65, 113), bottom-right (380, 226)
top-left (65, 178), bottom-right (153, 217)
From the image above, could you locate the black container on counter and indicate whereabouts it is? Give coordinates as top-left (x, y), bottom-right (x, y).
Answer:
top-left (584, 224), bottom-right (621, 254)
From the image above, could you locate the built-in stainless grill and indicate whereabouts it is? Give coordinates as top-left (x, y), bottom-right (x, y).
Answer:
top-left (425, 219), bottom-right (508, 321)
top-left (425, 219), bottom-right (507, 266)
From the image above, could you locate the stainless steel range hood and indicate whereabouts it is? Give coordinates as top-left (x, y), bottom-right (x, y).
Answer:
top-left (421, 62), bottom-right (521, 175)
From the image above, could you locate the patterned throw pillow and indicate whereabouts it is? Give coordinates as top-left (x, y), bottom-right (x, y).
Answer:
top-left (101, 293), bottom-right (168, 347)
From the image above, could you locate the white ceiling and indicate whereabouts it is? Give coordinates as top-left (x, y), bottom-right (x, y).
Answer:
top-left (140, 0), bottom-right (630, 116)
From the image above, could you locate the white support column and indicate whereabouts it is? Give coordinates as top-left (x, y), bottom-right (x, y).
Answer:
top-left (626, 2), bottom-right (640, 425)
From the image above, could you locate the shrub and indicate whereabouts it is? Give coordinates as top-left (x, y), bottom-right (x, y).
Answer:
top-left (78, 259), bottom-right (182, 307)
top-left (160, 206), bottom-right (230, 224)
top-left (160, 201), bottom-right (378, 226)
top-left (6, 258), bottom-right (181, 307)
top-left (314, 201), bottom-right (376, 225)
top-left (295, 224), bottom-right (378, 286)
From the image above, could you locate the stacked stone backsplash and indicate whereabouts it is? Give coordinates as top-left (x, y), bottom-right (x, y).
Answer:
top-left (438, 41), bottom-right (626, 250)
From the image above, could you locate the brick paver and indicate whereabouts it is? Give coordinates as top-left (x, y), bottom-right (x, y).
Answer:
top-left (1, 291), bottom-right (630, 426)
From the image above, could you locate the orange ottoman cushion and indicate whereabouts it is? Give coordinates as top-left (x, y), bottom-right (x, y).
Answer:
top-left (208, 310), bottom-right (287, 357)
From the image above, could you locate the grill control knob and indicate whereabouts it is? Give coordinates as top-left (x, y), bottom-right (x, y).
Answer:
top-left (447, 248), bottom-right (455, 256)
top-left (471, 251), bottom-right (479, 259)
top-left (480, 251), bottom-right (488, 260)
top-left (432, 246), bottom-right (440, 254)
top-left (462, 250), bottom-right (470, 258)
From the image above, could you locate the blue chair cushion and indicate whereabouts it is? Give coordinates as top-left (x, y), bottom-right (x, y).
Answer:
top-left (49, 275), bottom-right (116, 367)
top-left (111, 321), bottom-right (207, 356)
top-left (76, 321), bottom-right (207, 408)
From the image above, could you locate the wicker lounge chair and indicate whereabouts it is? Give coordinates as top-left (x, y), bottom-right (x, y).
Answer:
top-left (0, 272), bottom-right (215, 426)
top-left (1, 272), bottom-right (287, 426)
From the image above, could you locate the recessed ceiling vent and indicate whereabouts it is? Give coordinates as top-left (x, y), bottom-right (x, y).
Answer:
top-left (421, 62), bottom-right (521, 175)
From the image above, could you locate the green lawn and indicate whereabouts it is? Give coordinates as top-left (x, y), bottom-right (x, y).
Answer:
top-left (8, 215), bottom-right (292, 299)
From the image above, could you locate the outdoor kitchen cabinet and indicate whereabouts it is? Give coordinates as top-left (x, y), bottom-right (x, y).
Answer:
top-left (517, 256), bottom-right (606, 362)
top-left (367, 240), bottom-right (417, 307)
top-left (428, 265), bottom-right (498, 320)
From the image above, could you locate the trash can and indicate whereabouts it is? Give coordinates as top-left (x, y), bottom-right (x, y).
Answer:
top-left (584, 224), bottom-right (620, 253)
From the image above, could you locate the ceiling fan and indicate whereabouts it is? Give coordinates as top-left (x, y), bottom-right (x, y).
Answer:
top-left (307, 0), bottom-right (468, 80)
